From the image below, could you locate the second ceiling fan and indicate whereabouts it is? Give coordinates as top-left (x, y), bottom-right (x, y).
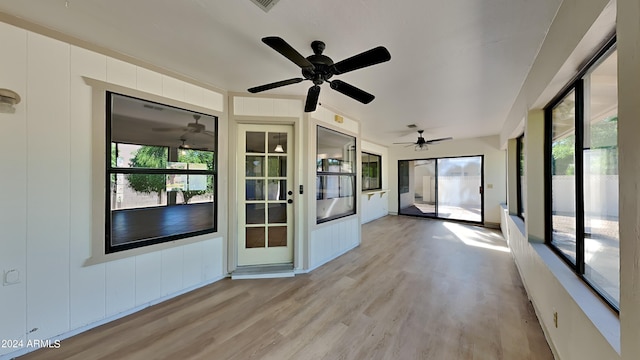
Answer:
top-left (248, 36), bottom-right (391, 112)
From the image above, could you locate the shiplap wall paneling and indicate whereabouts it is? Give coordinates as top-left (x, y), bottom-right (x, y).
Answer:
top-left (203, 238), bottom-right (225, 280)
top-left (106, 57), bottom-right (137, 88)
top-left (162, 75), bottom-right (185, 102)
top-left (69, 45), bottom-right (108, 329)
top-left (103, 58), bottom-right (139, 318)
top-left (183, 242), bottom-right (204, 288)
top-left (0, 22), bottom-right (28, 355)
top-left (26, 32), bottom-right (71, 341)
top-left (161, 247), bottom-right (184, 296)
top-left (135, 252), bottom-right (163, 307)
top-left (105, 258), bottom-right (136, 317)
top-left (136, 67), bottom-right (163, 96)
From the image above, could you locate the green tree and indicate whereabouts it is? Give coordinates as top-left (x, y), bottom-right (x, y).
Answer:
top-left (126, 146), bottom-right (167, 204)
top-left (177, 149), bottom-right (214, 204)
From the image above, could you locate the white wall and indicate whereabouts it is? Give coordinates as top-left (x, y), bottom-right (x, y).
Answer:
top-left (308, 107), bottom-right (362, 270)
top-left (0, 23), bottom-right (226, 359)
top-left (501, 210), bottom-right (619, 360)
top-left (389, 135), bottom-right (506, 225)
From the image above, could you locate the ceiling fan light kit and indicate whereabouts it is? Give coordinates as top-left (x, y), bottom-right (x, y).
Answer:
top-left (248, 37), bottom-right (391, 112)
top-left (0, 88), bottom-right (21, 114)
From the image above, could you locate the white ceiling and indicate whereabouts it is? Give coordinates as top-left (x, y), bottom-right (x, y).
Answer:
top-left (0, 0), bottom-right (562, 145)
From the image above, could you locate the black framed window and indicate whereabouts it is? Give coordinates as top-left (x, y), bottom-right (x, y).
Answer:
top-left (316, 126), bottom-right (356, 223)
top-left (362, 152), bottom-right (382, 191)
top-left (545, 38), bottom-right (618, 310)
top-left (516, 134), bottom-right (526, 219)
top-left (106, 92), bottom-right (217, 253)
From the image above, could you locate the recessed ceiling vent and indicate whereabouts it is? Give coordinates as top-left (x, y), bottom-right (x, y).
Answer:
top-left (250, 0), bottom-right (280, 12)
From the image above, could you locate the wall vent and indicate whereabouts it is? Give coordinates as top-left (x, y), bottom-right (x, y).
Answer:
top-left (250, 0), bottom-right (280, 12)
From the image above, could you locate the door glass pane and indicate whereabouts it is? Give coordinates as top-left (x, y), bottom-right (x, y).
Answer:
top-left (246, 156), bottom-right (264, 177)
top-left (551, 89), bottom-right (577, 263)
top-left (268, 203), bottom-right (287, 224)
top-left (246, 180), bottom-right (265, 200)
top-left (437, 157), bottom-right (482, 222)
top-left (398, 160), bottom-right (436, 217)
top-left (583, 50), bottom-right (619, 306)
top-left (246, 227), bottom-right (265, 248)
top-left (268, 156), bottom-right (287, 177)
top-left (268, 226), bottom-right (287, 247)
top-left (268, 132), bottom-right (287, 154)
top-left (246, 204), bottom-right (265, 225)
top-left (246, 132), bottom-right (265, 153)
top-left (267, 180), bottom-right (286, 200)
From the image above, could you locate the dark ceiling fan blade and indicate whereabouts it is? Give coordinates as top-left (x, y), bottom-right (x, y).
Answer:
top-left (248, 78), bottom-right (305, 93)
top-left (262, 37), bottom-right (315, 70)
top-left (332, 46), bottom-right (391, 75)
top-left (425, 137), bottom-right (453, 144)
top-left (304, 85), bottom-right (321, 112)
top-left (329, 80), bottom-right (375, 104)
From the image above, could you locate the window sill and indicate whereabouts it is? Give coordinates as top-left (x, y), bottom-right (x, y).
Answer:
top-left (507, 213), bottom-right (620, 354)
top-left (363, 189), bottom-right (388, 200)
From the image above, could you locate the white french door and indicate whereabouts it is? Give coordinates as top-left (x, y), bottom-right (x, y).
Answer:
top-left (237, 124), bottom-right (294, 266)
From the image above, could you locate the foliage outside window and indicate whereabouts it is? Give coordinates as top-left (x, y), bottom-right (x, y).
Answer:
top-left (516, 135), bottom-right (526, 219)
top-left (362, 152), bottom-right (382, 191)
top-left (107, 92), bottom-right (217, 253)
top-left (316, 126), bottom-right (356, 223)
top-left (546, 41), bottom-right (618, 310)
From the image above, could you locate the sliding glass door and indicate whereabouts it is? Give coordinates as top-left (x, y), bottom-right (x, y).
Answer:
top-left (398, 155), bottom-right (483, 223)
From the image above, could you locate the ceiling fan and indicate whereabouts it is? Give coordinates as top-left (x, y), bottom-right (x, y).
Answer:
top-left (152, 115), bottom-right (214, 137)
top-left (248, 36), bottom-right (391, 112)
top-left (178, 138), bottom-right (209, 151)
top-left (394, 130), bottom-right (453, 151)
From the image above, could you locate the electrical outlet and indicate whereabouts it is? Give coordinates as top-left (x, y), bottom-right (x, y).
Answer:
top-left (553, 311), bottom-right (558, 328)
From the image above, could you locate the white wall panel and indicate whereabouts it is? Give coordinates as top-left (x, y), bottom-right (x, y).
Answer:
top-left (161, 247), bottom-right (184, 296)
top-left (184, 82), bottom-right (204, 108)
top-left (106, 57), bottom-right (136, 88)
top-left (233, 96), bottom-right (303, 117)
top-left (501, 208), bottom-right (619, 359)
top-left (183, 242), bottom-right (204, 288)
top-left (69, 46), bottom-right (107, 329)
top-left (203, 237), bottom-right (225, 280)
top-left (134, 252), bottom-right (162, 306)
top-left (136, 67), bottom-right (163, 96)
top-left (1, 21), bottom-right (227, 359)
top-left (162, 75), bottom-right (185, 101)
top-left (203, 89), bottom-right (224, 112)
top-left (105, 258), bottom-right (136, 317)
top-left (0, 22), bottom-right (28, 355)
top-left (309, 217), bottom-right (360, 270)
top-left (25, 32), bottom-right (71, 341)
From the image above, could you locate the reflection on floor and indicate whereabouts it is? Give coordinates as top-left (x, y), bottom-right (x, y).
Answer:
top-left (400, 202), bottom-right (481, 222)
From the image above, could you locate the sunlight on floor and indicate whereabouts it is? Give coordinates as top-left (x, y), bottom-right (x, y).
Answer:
top-left (443, 222), bottom-right (510, 253)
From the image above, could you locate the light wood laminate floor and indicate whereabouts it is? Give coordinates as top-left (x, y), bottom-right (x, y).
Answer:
top-left (20, 215), bottom-right (552, 360)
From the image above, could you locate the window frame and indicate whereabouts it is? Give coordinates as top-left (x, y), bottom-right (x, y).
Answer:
top-left (361, 152), bottom-right (382, 191)
top-left (516, 134), bottom-right (525, 219)
top-left (544, 36), bottom-right (618, 311)
top-left (105, 91), bottom-right (218, 253)
top-left (316, 126), bottom-right (357, 224)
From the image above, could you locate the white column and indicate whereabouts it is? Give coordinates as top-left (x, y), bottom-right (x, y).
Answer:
top-left (525, 109), bottom-right (545, 243)
top-left (618, 0), bottom-right (640, 358)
